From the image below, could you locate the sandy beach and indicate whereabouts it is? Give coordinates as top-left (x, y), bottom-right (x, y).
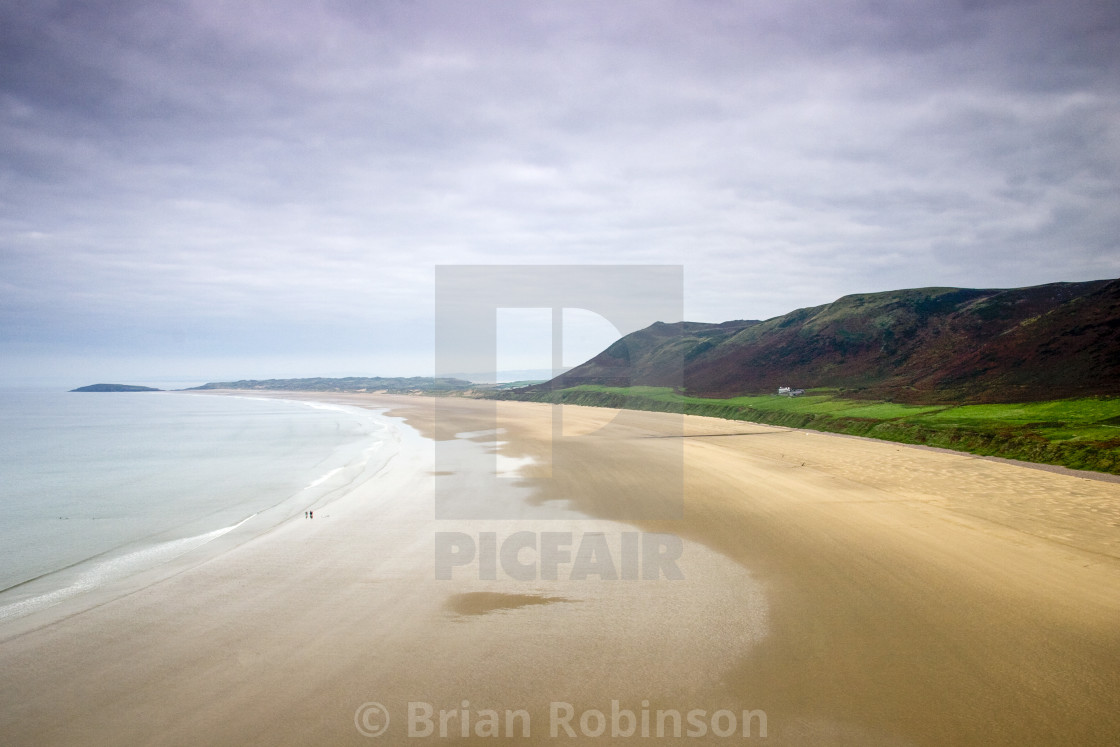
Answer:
top-left (2, 393), bottom-right (1119, 745)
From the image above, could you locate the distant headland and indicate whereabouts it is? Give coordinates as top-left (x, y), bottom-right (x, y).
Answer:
top-left (186, 377), bottom-right (474, 394)
top-left (70, 383), bottom-right (163, 392)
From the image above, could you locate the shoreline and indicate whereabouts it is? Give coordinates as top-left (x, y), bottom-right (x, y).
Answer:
top-left (1, 393), bottom-right (1119, 744)
top-left (501, 385), bottom-right (1120, 477)
top-left (0, 393), bottom-right (404, 636)
top-left (217, 388), bottom-right (1120, 483)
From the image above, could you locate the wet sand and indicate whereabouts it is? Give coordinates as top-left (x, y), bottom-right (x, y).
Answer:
top-left (1, 394), bottom-right (1119, 745)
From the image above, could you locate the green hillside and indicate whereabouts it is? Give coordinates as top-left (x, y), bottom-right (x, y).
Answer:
top-left (538, 279), bottom-right (1120, 404)
top-left (501, 386), bottom-right (1120, 475)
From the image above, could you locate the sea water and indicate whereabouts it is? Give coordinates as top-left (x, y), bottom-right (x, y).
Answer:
top-left (0, 390), bottom-right (396, 619)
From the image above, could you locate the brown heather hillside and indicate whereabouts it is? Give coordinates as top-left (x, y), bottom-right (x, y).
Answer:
top-left (542, 279), bottom-right (1120, 404)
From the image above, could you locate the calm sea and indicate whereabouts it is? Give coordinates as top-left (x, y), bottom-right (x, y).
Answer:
top-left (0, 390), bottom-right (396, 619)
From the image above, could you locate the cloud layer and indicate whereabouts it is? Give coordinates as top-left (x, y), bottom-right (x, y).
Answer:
top-left (2, 0), bottom-right (1118, 381)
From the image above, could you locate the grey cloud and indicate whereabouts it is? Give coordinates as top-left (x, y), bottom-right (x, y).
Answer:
top-left (1, 0), bottom-right (1117, 381)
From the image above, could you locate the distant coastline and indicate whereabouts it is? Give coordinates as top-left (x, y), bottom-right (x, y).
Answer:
top-left (69, 377), bottom-right (481, 395)
top-left (186, 376), bottom-right (475, 394)
top-left (69, 376), bottom-right (548, 398)
top-left (70, 384), bottom-right (163, 392)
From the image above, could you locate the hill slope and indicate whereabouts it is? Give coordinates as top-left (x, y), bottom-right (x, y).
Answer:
top-left (543, 279), bottom-right (1120, 404)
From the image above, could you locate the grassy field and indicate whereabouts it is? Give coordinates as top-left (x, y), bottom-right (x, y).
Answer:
top-left (498, 386), bottom-right (1120, 475)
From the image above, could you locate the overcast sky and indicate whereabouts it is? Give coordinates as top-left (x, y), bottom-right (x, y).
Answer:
top-left (2, 0), bottom-right (1118, 385)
